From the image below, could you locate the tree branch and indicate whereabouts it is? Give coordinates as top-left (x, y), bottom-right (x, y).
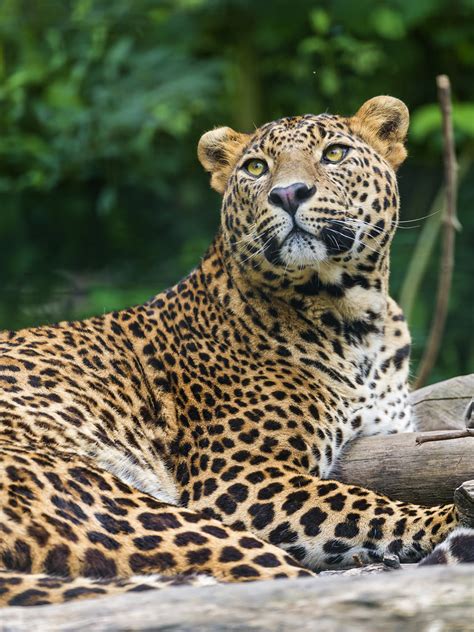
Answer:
top-left (415, 429), bottom-right (474, 445)
top-left (414, 75), bottom-right (461, 389)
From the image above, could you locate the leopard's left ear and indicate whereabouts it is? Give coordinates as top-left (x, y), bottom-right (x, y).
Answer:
top-left (351, 96), bottom-right (409, 169)
top-left (198, 127), bottom-right (251, 194)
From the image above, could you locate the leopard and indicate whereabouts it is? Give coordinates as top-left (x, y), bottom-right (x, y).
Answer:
top-left (0, 96), bottom-right (473, 608)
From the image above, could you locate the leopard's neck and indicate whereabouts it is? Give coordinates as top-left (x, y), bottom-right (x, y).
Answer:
top-left (201, 232), bottom-right (390, 336)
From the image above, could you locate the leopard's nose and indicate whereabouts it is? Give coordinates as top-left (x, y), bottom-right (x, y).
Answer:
top-left (268, 183), bottom-right (316, 216)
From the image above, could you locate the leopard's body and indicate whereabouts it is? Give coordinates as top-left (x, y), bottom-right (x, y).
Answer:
top-left (0, 96), bottom-right (472, 607)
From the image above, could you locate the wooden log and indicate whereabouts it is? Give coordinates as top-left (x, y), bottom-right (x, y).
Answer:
top-left (454, 480), bottom-right (474, 526)
top-left (332, 375), bottom-right (474, 506)
top-left (334, 430), bottom-right (474, 506)
top-left (410, 373), bottom-right (473, 431)
top-left (2, 565), bottom-right (473, 631)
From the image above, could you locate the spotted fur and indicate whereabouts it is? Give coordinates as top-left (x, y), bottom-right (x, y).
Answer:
top-left (0, 96), bottom-right (472, 607)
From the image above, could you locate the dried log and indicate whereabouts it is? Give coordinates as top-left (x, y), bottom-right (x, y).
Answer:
top-left (454, 480), bottom-right (474, 527)
top-left (2, 566), bottom-right (473, 631)
top-left (410, 373), bottom-right (473, 431)
top-left (334, 375), bottom-right (474, 506)
top-left (335, 431), bottom-right (474, 506)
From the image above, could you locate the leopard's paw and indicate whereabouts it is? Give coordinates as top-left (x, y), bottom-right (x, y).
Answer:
top-left (352, 549), bottom-right (400, 569)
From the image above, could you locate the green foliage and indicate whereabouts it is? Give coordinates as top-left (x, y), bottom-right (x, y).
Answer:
top-left (0, 0), bottom-right (473, 382)
top-left (412, 103), bottom-right (474, 145)
top-left (0, 0), bottom-right (220, 192)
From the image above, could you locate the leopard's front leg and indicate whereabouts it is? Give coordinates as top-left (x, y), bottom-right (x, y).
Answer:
top-left (190, 464), bottom-right (463, 569)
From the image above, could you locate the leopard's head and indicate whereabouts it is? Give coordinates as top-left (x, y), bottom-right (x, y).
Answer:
top-left (198, 96), bottom-right (409, 291)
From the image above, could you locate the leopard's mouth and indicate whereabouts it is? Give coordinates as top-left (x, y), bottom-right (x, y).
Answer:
top-left (264, 229), bottom-right (326, 268)
top-left (264, 222), bottom-right (355, 268)
top-left (283, 226), bottom-right (315, 242)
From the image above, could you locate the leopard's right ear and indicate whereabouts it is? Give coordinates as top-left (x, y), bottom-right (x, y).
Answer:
top-left (198, 127), bottom-right (250, 194)
top-left (350, 96), bottom-right (409, 170)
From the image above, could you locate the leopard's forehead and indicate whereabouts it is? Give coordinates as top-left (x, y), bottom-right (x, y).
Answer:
top-left (248, 114), bottom-right (352, 153)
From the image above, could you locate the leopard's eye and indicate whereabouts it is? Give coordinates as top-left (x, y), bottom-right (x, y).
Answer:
top-left (322, 145), bottom-right (349, 164)
top-left (243, 158), bottom-right (268, 177)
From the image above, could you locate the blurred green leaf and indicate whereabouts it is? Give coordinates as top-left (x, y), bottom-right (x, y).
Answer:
top-left (371, 7), bottom-right (406, 39)
top-left (310, 9), bottom-right (330, 34)
top-left (411, 103), bottom-right (474, 139)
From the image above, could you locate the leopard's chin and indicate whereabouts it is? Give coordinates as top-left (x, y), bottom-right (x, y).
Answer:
top-left (278, 230), bottom-right (328, 268)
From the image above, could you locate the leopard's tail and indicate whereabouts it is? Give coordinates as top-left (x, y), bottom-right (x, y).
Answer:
top-left (3, 528), bottom-right (473, 607)
top-left (0, 571), bottom-right (217, 607)
top-left (418, 527), bottom-right (474, 566)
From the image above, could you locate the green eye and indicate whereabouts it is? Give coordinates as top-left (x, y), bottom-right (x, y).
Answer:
top-left (322, 145), bottom-right (349, 164)
top-left (243, 158), bottom-right (268, 177)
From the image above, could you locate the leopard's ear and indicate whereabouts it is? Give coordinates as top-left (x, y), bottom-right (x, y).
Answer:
top-left (198, 127), bottom-right (250, 194)
top-left (351, 96), bottom-right (409, 170)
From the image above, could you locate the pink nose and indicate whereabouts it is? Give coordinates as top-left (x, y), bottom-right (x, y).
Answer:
top-left (268, 182), bottom-right (316, 216)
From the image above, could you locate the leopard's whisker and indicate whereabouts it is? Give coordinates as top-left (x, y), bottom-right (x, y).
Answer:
top-left (325, 227), bottom-right (382, 257)
top-left (238, 230), bottom-right (278, 265)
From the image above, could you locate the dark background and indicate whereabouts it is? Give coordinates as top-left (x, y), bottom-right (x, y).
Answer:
top-left (1, 0), bottom-right (473, 384)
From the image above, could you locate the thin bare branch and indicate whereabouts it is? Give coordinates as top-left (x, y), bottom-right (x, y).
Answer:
top-left (415, 429), bottom-right (474, 445)
top-left (414, 75), bottom-right (461, 389)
